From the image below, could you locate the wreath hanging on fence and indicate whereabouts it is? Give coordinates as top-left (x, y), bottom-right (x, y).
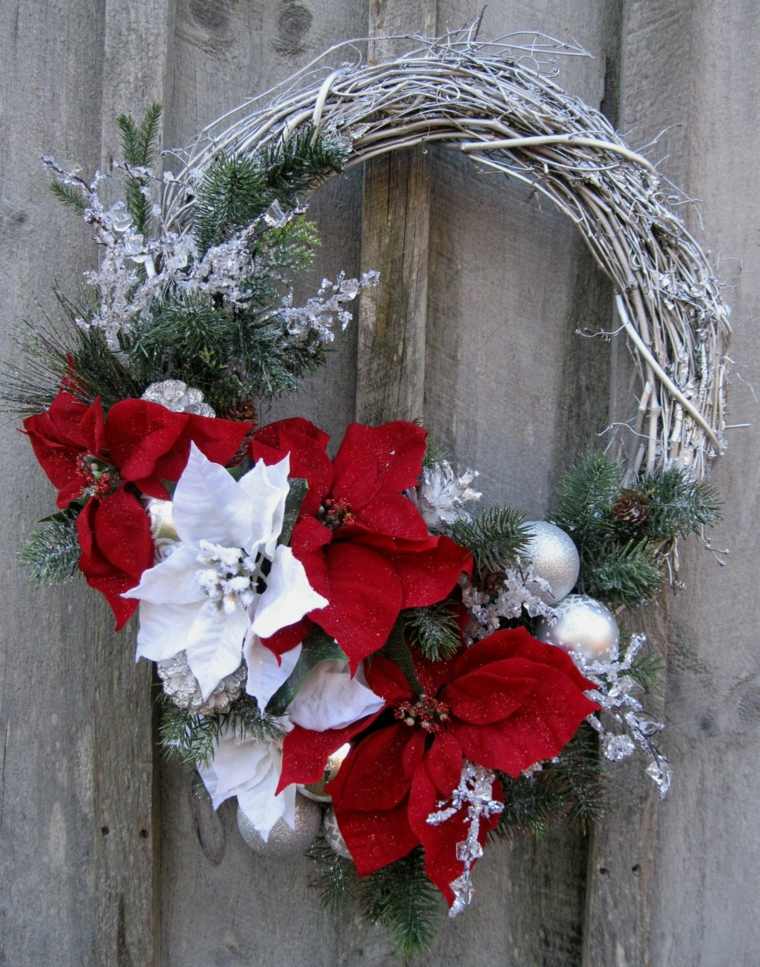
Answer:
top-left (8, 32), bottom-right (729, 957)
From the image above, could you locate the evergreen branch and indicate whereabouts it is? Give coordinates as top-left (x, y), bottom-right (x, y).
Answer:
top-left (403, 603), bottom-right (461, 662)
top-left (19, 512), bottom-right (81, 585)
top-left (586, 541), bottom-right (662, 608)
top-left (116, 103), bottom-right (162, 233)
top-left (158, 696), bottom-right (224, 767)
top-left (449, 505), bottom-right (531, 580)
top-left (50, 180), bottom-right (87, 213)
top-left (638, 466), bottom-right (721, 539)
top-left (553, 451), bottom-right (621, 545)
top-left (306, 836), bottom-right (359, 913)
top-left (358, 848), bottom-right (442, 960)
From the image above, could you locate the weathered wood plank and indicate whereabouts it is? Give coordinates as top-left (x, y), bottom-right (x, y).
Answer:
top-left (157, 3), bottom-right (369, 965)
top-left (0, 2), bottom-right (166, 965)
top-left (354, 1), bottom-right (438, 425)
top-left (585, 2), bottom-right (760, 965)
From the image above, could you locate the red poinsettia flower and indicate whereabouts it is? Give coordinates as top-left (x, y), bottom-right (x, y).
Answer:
top-left (24, 390), bottom-right (250, 626)
top-left (250, 418), bottom-right (473, 669)
top-left (281, 628), bottom-right (598, 904)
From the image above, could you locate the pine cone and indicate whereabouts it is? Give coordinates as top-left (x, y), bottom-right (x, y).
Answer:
top-left (157, 651), bottom-right (246, 714)
top-left (225, 399), bottom-right (257, 424)
top-left (612, 489), bottom-right (650, 527)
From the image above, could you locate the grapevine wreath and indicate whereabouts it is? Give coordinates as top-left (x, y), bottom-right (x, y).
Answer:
top-left (9, 32), bottom-right (730, 956)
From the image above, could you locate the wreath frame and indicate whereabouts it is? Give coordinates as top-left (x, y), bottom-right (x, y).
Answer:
top-left (164, 34), bottom-right (731, 482)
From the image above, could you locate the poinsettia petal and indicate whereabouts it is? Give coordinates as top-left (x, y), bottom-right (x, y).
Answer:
top-left (251, 418), bottom-right (333, 515)
top-left (252, 544), bottom-right (328, 640)
top-left (106, 399), bottom-right (188, 482)
top-left (444, 661), bottom-right (536, 725)
top-left (331, 422), bottom-right (427, 509)
top-left (288, 659), bottom-right (385, 731)
top-left (185, 605), bottom-right (249, 700)
top-left (237, 455), bottom-right (291, 556)
top-left (309, 543), bottom-right (403, 670)
top-left (350, 493), bottom-right (430, 543)
top-left (326, 724), bottom-right (417, 812)
top-left (171, 444), bottom-right (247, 547)
top-left (331, 800), bottom-right (418, 876)
top-left (276, 715), bottom-right (378, 793)
top-left (260, 619), bottom-right (312, 657)
top-left (133, 600), bottom-right (201, 663)
top-left (243, 633), bottom-right (302, 710)
top-left (364, 654), bottom-right (414, 704)
top-left (390, 535), bottom-right (473, 609)
top-left (425, 732), bottom-right (463, 796)
top-left (121, 543), bottom-right (203, 605)
top-left (198, 730), bottom-right (294, 842)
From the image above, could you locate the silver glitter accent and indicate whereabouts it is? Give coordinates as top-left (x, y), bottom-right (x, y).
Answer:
top-left (142, 379), bottom-right (215, 416)
top-left (574, 633), bottom-right (672, 798)
top-left (462, 563), bottom-right (556, 642)
top-left (157, 650), bottom-right (246, 714)
top-left (522, 521), bottom-right (580, 604)
top-left (413, 460), bottom-right (481, 531)
top-left (426, 761), bottom-right (504, 917)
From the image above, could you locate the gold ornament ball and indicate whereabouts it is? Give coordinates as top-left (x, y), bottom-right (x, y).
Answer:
top-left (537, 594), bottom-right (620, 662)
top-left (298, 742), bottom-right (351, 803)
top-left (236, 793), bottom-right (322, 856)
top-left (323, 807), bottom-right (351, 859)
top-left (524, 520), bottom-right (581, 604)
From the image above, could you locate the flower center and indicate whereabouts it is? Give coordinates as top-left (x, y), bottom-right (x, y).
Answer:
top-left (195, 539), bottom-right (262, 614)
top-left (318, 496), bottom-right (355, 529)
top-left (77, 453), bottom-right (119, 499)
top-left (394, 693), bottom-right (451, 734)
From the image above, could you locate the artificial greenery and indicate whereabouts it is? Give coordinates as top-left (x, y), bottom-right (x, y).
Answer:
top-left (19, 511), bottom-right (81, 586)
top-left (403, 603), bottom-right (461, 662)
top-left (553, 452), bottom-right (720, 609)
top-left (308, 840), bottom-right (441, 960)
top-left (194, 124), bottom-right (345, 254)
top-left (449, 505), bottom-right (531, 582)
top-left (494, 724), bottom-right (605, 838)
top-left (158, 693), bottom-right (283, 767)
top-left (116, 102), bottom-right (163, 233)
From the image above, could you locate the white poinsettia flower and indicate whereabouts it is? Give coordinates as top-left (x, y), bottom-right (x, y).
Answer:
top-left (198, 728), bottom-right (295, 842)
top-left (287, 658), bottom-right (385, 731)
top-left (123, 443), bottom-right (328, 699)
top-left (243, 632), bottom-right (303, 711)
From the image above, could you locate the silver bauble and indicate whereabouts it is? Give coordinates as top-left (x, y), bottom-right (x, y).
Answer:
top-left (523, 521), bottom-right (580, 604)
top-left (536, 594), bottom-right (619, 662)
top-left (236, 793), bottom-right (322, 856)
top-left (142, 379), bottom-right (215, 417)
top-left (298, 742), bottom-right (351, 803)
top-left (157, 650), bottom-right (246, 714)
top-left (322, 807), bottom-right (351, 859)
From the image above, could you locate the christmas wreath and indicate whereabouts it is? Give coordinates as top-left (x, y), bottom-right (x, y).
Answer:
top-left (7, 34), bottom-right (728, 958)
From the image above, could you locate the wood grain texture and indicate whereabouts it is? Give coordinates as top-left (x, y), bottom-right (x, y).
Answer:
top-left (586, 3), bottom-right (760, 965)
top-left (0, 2), bottom-right (169, 965)
top-left (355, 1), bottom-right (438, 425)
top-left (157, 2), bottom-right (369, 964)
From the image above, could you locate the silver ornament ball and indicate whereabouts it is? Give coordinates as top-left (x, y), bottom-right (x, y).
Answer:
top-left (322, 807), bottom-right (351, 859)
top-left (523, 521), bottom-right (580, 604)
top-left (237, 793), bottom-right (322, 856)
top-left (537, 594), bottom-right (620, 662)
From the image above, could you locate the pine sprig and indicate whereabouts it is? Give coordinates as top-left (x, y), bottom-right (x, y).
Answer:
top-left (637, 466), bottom-right (721, 539)
top-left (116, 102), bottom-right (162, 233)
top-left (194, 124), bottom-right (345, 254)
top-left (19, 512), bottom-right (81, 585)
top-left (449, 505), bottom-right (531, 580)
top-left (403, 603), bottom-right (461, 661)
top-left (586, 541), bottom-right (662, 608)
top-left (553, 452), bottom-right (622, 546)
top-left (306, 836), bottom-right (358, 913)
top-left (158, 694), bottom-right (283, 767)
top-left (357, 848), bottom-right (442, 960)
top-left (50, 180), bottom-right (87, 213)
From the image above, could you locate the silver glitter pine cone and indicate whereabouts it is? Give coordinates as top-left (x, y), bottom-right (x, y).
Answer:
top-left (523, 520), bottom-right (580, 604)
top-left (536, 593), bottom-right (620, 662)
top-left (142, 379), bottom-right (215, 416)
top-left (322, 806), bottom-right (351, 859)
top-left (157, 650), bottom-right (246, 714)
top-left (237, 793), bottom-right (322, 856)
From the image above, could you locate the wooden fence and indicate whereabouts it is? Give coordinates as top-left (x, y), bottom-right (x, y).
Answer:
top-left (1, 1), bottom-right (758, 964)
